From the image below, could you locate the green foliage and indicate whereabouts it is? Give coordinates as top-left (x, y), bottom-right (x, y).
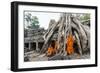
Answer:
top-left (80, 14), bottom-right (90, 21)
top-left (25, 13), bottom-right (40, 29)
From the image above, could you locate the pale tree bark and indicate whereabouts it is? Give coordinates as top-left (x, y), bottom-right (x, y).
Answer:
top-left (71, 17), bottom-right (88, 52)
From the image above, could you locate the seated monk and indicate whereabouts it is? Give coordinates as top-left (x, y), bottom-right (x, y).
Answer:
top-left (46, 45), bottom-right (54, 57)
top-left (46, 41), bottom-right (57, 57)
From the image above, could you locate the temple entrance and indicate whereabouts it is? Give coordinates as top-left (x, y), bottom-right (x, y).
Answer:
top-left (24, 43), bottom-right (29, 48)
top-left (31, 42), bottom-right (36, 50)
top-left (38, 42), bottom-right (44, 50)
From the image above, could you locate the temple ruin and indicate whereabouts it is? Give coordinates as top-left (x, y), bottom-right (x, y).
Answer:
top-left (24, 13), bottom-right (90, 61)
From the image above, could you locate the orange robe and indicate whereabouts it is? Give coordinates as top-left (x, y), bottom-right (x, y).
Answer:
top-left (47, 42), bottom-right (57, 57)
top-left (47, 47), bottom-right (54, 56)
top-left (66, 35), bottom-right (74, 55)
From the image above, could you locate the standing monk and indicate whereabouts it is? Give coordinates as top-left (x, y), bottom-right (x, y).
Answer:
top-left (66, 34), bottom-right (74, 55)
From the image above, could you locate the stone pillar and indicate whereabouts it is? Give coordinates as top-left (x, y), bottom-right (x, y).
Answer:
top-left (36, 41), bottom-right (39, 51)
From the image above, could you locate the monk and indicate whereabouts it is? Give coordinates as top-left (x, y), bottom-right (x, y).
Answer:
top-left (66, 34), bottom-right (74, 55)
top-left (46, 41), bottom-right (57, 57)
